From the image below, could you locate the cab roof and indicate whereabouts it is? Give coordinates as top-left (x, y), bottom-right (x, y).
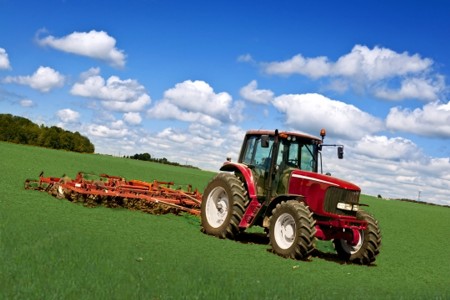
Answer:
top-left (245, 129), bottom-right (322, 142)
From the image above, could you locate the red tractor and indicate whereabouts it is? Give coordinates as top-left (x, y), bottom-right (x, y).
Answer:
top-left (201, 129), bottom-right (381, 265)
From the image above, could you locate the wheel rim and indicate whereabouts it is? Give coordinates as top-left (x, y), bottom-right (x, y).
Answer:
top-left (205, 186), bottom-right (229, 228)
top-left (274, 213), bottom-right (296, 249)
top-left (340, 230), bottom-right (364, 254)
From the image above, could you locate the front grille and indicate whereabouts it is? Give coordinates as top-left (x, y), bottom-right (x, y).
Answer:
top-left (323, 187), bottom-right (360, 217)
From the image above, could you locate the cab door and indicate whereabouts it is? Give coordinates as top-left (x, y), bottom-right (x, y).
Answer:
top-left (240, 135), bottom-right (276, 198)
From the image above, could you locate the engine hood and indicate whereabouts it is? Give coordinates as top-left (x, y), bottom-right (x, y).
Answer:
top-left (290, 170), bottom-right (361, 191)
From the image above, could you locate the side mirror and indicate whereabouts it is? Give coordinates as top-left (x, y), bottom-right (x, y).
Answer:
top-left (261, 135), bottom-right (270, 148)
top-left (337, 146), bottom-right (344, 159)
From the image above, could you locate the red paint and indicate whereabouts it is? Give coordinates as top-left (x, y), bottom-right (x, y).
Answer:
top-left (288, 169), bottom-right (360, 216)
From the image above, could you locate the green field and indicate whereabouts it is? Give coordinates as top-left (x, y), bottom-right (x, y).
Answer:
top-left (1, 141), bottom-right (449, 299)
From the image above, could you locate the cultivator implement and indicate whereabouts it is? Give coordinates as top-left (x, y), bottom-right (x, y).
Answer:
top-left (24, 172), bottom-right (202, 215)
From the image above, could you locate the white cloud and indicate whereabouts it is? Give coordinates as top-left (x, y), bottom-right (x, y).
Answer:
top-left (157, 127), bottom-right (188, 143)
top-left (123, 112), bottom-right (142, 125)
top-left (264, 45), bottom-right (432, 80)
top-left (0, 48), bottom-right (11, 69)
top-left (106, 94), bottom-right (151, 112)
top-left (333, 45), bottom-right (432, 80)
top-left (20, 99), bottom-right (34, 107)
top-left (148, 100), bottom-right (221, 127)
top-left (261, 44), bottom-right (443, 101)
top-left (272, 93), bottom-right (384, 140)
top-left (71, 68), bottom-right (151, 112)
top-left (37, 30), bottom-right (126, 68)
top-left (264, 54), bottom-right (331, 78)
top-left (353, 135), bottom-right (423, 161)
top-left (89, 121), bottom-right (245, 172)
top-left (3, 66), bottom-right (65, 92)
top-left (87, 123), bottom-right (129, 138)
top-left (57, 108), bottom-right (80, 123)
top-left (374, 76), bottom-right (445, 101)
top-left (164, 80), bottom-right (232, 118)
top-left (237, 53), bottom-right (254, 63)
top-left (147, 80), bottom-right (240, 126)
top-left (386, 101), bottom-right (450, 138)
top-left (145, 124), bottom-right (243, 170)
top-left (240, 80), bottom-right (274, 104)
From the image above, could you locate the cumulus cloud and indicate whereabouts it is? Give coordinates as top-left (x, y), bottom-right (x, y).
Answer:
top-left (57, 108), bottom-right (80, 123)
top-left (272, 93), bottom-right (384, 140)
top-left (157, 127), bottom-right (188, 143)
top-left (148, 100), bottom-right (221, 127)
top-left (386, 101), bottom-right (450, 138)
top-left (164, 80), bottom-right (232, 117)
top-left (262, 44), bottom-right (443, 101)
top-left (374, 76), bottom-right (446, 101)
top-left (71, 68), bottom-right (151, 112)
top-left (123, 112), bottom-right (142, 125)
top-left (240, 80), bottom-right (274, 104)
top-left (147, 80), bottom-right (241, 126)
top-left (264, 45), bottom-right (432, 80)
top-left (0, 48), bottom-right (11, 69)
top-left (332, 45), bottom-right (432, 80)
top-left (353, 135), bottom-right (423, 161)
top-left (37, 30), bottom-right (126, 68)
top-left (3, 66), bottom-right (65, 92)
top-left (87, 123), bottom-right (129, 138)
top-left (264, 54), bottom-right (331, 78)
top-left (134, 124), bottom-right (244, 171)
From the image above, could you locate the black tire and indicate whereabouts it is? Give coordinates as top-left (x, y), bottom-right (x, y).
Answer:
top-left (333, 210), bottom-right (381, 265)
top-left (200, 172), bottom-right (248, 239)
top-left (268, 200), bottom-right (316, 260)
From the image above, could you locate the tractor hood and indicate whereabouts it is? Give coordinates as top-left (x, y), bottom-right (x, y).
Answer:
top-left (288, 170), bottom-right (361, 215)
top-left (289, 170), bottom-right (361, 193)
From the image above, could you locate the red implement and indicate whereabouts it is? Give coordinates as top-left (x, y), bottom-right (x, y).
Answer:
top-left (24, 171), bottom-right (202, 215)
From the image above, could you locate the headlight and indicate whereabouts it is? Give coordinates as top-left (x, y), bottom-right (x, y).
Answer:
top-left (337, 202), bottom-right (358, 211)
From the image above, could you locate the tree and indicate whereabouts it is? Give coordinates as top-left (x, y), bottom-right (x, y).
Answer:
top-left (0, 114), bottom-right (95, 153)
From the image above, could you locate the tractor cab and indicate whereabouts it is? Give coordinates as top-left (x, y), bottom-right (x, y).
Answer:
top-left (238, 130), bottom-right (322, 200)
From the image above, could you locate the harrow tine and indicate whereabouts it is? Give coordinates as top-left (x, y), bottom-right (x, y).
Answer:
top-left (180, 192), bottom-right (201, 205)
top-left (149, 197), bottom-right (200, 215)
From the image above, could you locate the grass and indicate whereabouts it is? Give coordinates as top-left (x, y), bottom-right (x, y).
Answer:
top-left (1, 141), bottom-right (450, 299)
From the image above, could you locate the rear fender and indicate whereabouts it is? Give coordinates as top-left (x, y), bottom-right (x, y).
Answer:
top-left (220, 162), bottom-right (258, 201)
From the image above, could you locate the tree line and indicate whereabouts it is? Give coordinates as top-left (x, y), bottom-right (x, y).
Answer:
top-left (126, 152), bottom-right (199, 170)
top-left (0, 114), bottom-right (95, 153)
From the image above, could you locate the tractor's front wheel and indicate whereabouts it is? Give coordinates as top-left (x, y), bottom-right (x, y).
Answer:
top-left (333, 210), bottom-right (381, 265)
top-left (201, 172), bottom-right (248, 239)
top-left (268, 200), bottom-right (316, 260)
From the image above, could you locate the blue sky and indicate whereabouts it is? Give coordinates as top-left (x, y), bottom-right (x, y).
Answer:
top-left (1, 0), bottom-right (449, 205)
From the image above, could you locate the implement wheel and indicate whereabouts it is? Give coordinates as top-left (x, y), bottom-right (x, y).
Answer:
top-left (201, 173), bottom-right (248, 239)
top-left (333, 210), bottom-right (381, 265)
top-left (268, 200), bottom-right (316, 260)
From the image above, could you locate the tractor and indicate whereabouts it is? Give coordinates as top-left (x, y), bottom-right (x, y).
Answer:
top-left (200, 129), bottom-right (381, 265)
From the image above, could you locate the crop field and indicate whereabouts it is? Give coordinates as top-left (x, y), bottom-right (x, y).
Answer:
top-left (1, 141), bottom-right (449, 299)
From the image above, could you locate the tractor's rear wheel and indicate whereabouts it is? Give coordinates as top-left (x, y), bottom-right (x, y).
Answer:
top-left (268, 200), bottom-right (316, 260)
top-left (333, 210), bottom-right (381, 265)
top-left (201, 172), bottom-right (248, 239)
